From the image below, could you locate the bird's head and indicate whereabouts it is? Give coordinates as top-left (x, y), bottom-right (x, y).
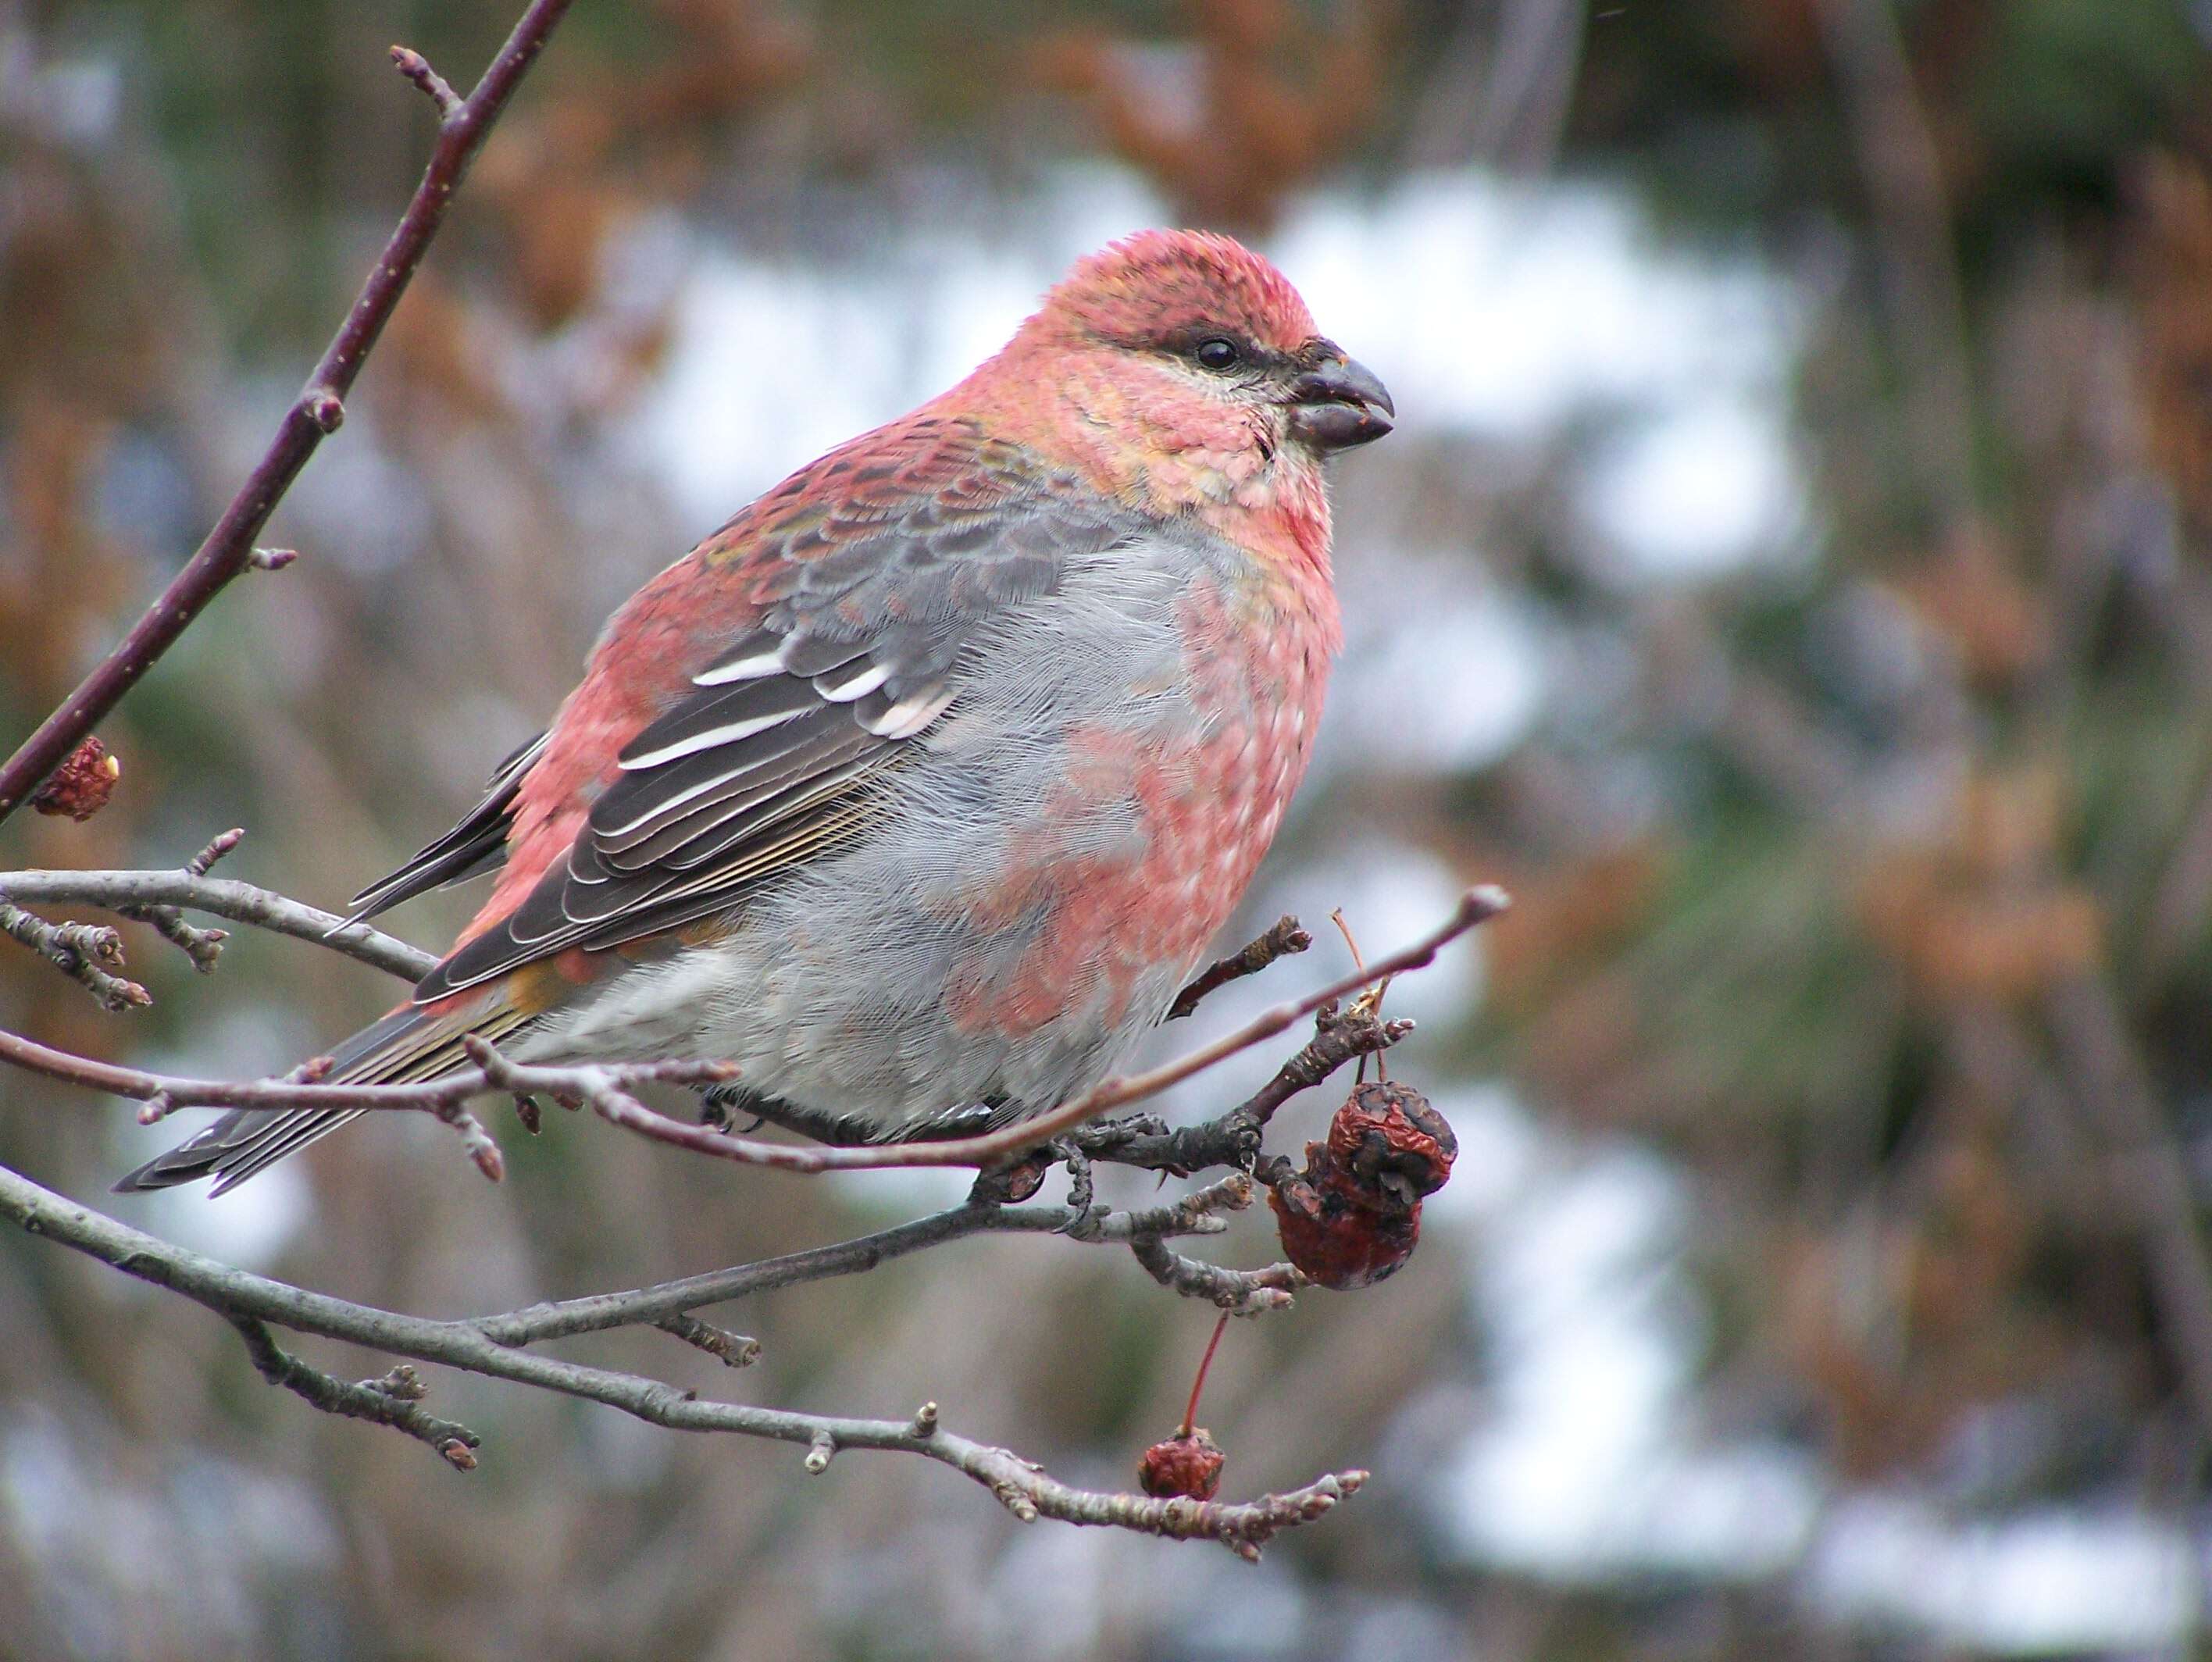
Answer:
top-left (995, 230), bottom-right (1393, 515)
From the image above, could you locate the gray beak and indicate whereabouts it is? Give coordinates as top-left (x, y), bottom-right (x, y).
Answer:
top-left (1284, 355), bottom-right (1395, 451)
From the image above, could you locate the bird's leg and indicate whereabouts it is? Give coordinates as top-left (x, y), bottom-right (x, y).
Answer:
top-left (696, 1084), bottom-right (879, 1147)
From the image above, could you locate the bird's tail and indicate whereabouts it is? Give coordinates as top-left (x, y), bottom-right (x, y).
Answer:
top-left (112, 994), bottom-right (533, 1197)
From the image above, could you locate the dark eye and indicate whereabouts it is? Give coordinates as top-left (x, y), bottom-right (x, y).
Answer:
top-left (1193, 337), bottom-right (1243, 372)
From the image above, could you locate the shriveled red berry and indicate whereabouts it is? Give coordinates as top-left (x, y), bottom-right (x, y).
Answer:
top-left (1265, 1079), bottom-right (1454, 1290)
top-left (30, 736), bottom-right (120, 822)
top-left (1138, 1427), bottom-right (1224, 1500)
top-left (1329, 1079), bottom-right (1456, 1205)
top-left (1269, 1174), bottom-right (1423, 1289)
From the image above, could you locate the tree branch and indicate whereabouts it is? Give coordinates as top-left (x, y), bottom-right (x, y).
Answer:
top-left (0, 1164), bottom-right (1358, 1557)
top-left (1131, 1236), bottom-right (1304, 1315)
top-left (0, 854), bottom-right (435, 983)
top-left (0, 0), bottom-right (576, 826)
top-left (1076, 1002), bottom-right (1414, 1175)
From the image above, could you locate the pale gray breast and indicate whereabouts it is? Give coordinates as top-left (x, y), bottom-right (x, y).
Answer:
top-left (701, 526), bottom-right (1261, 1122)
top-left (848, 524), bottom-right (1253, 887)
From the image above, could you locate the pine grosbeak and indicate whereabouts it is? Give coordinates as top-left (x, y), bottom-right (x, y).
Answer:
top-left (120, 229), bottom-right (1393, 1194)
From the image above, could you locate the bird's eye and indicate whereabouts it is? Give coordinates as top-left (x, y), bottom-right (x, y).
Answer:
top-left (1193, 337), bottom-right (1243, 372)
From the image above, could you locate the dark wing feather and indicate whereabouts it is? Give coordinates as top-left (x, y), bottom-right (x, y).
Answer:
top-left (344, 730), bottom-right (548, 923)
top-left (412, 437), bottom-right (1138, 1005)
top-left (112, 997), bottom-right (541, 1196)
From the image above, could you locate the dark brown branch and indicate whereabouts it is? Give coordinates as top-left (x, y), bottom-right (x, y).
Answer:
top-left (1076, 1004), bottom-right (1413, 1175)
top-left (1168, 915), bottom-right (1312, 1019)
top-left (0, 0), bottom-right (576, 826)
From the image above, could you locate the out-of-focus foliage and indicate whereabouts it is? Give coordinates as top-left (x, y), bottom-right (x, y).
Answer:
top-left (7, 0), bottom-right (2212, 1657)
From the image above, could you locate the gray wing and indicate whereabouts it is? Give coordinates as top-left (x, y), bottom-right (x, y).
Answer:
top-left (414, 451), bottom-right (1140, 1004)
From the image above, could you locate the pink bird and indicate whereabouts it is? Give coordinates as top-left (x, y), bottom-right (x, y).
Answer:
top-left (120, 229), bottom-right (1393, 1194)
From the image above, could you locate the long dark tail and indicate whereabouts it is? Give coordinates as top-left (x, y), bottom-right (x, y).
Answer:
top-left (112, 999), bottom-right (530, 1197)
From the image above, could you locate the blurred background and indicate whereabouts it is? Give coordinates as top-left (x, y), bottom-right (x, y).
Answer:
top-left (5, 0), bottom-right (2212, 1655)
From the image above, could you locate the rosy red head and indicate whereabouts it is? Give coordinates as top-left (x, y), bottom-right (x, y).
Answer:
top-left (993, 230), bottom-right (1393, 508)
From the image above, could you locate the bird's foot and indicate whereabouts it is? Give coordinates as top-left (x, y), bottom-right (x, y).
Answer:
top-left (1053, 1139), bottom-right (1102, 1239)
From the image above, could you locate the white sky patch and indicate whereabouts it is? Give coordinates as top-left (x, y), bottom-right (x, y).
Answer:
top-left (1422, 1129), bottom-right (1825, 1582)
top-left (1583, 394), bottom-right (1808, 581)
top-left (1271, 173), bottom-right (1796, 438)
top-left (1806, 1496), bottom-right (2201, 1654)
top-left (1325, 558), bottom-right (1545, 776)
top-left (819, 1161), bottom-right (977, 1218)
top-left (1412, 1082), bottom-right (1539, 1228)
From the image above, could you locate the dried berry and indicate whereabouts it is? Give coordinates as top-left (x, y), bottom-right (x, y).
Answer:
top-left (30, 736), bottom-right (120, 822)
top-left (1267, 1079), bottom-right (1456, 1290)
top-left (1270, 1175), bottom-right (1423, 1289)
top-left (1138, 1426), bottom-right (1224, 1500)
top-left (1138, 1312), bottom-right (1229, 1500)
top-left (1329, 1079), bottom-right (1457, 1203)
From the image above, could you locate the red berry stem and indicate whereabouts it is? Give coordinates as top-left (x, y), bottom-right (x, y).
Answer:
top-left (1182, 1311), bottom-right (1231, 1438)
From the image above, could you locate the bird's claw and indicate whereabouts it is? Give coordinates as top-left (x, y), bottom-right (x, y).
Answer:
top-left (1053, 1140), bottom-right (1102, 1239)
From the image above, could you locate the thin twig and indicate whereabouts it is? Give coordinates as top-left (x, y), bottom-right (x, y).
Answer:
top-left (109, 827), bottom-right (246, 974)
top-left (471, 1183), bottom-right (1243, 1349)
top-left (0, 1026), bottom-right (733, 1124)
top-left (1118, 1174), bottom-right (1300, 1314)
top-left (390, 45), bottom-right (462, 119)
top-left (1168, 915), bottom-right (1312, 1019)
top-left (654, 1314), bottom-right (761, 1368)
top-left (0, 901), bottom-right (148, 1011)
top-left (1130, 1238), bottom-right (1302, 1315)
top-left (1075, 1006), bottom-right (1411, 1175)
top-left (0, 0), bottom-right (576, 826)
top-left (228, 1318), bottom-right (480, 1471)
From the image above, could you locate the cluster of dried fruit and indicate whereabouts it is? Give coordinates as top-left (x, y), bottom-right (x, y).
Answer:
top-left (1136, 1073), bottom-right (1459, 1501)
top-left (1265, 1079), bottom-right (1458, 1290)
